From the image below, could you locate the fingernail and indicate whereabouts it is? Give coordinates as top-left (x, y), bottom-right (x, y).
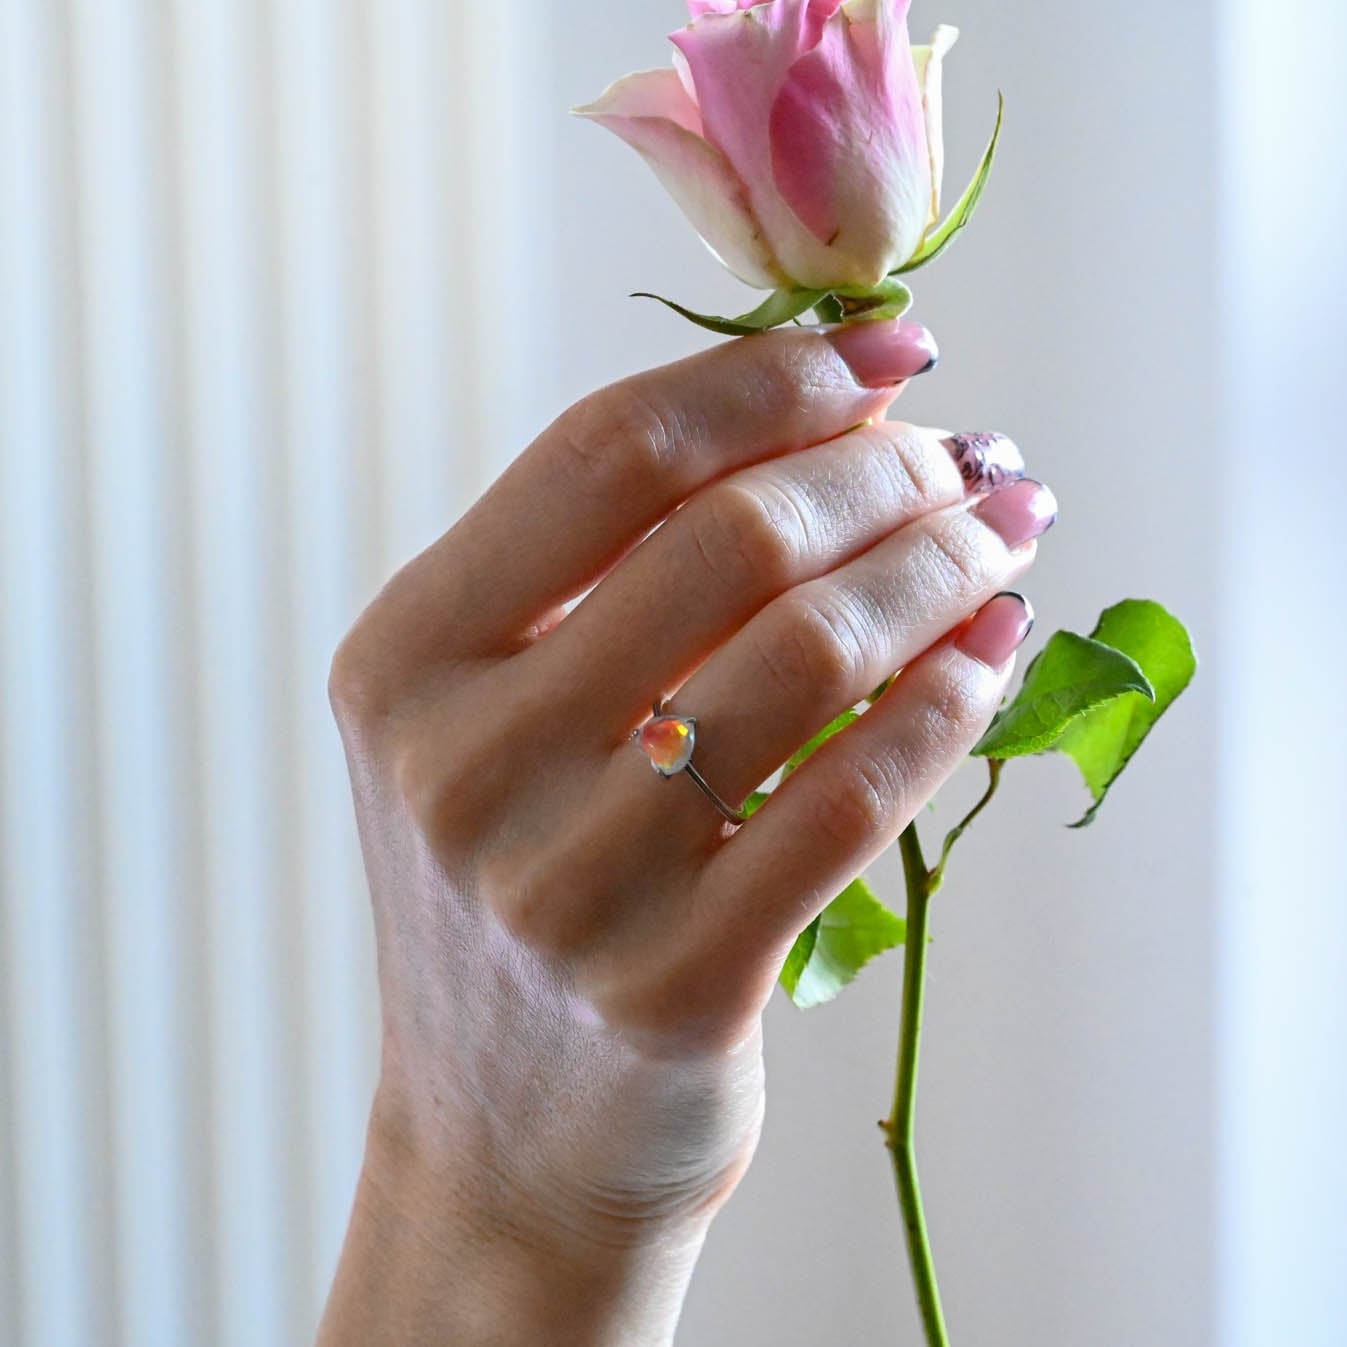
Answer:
top-left (828, 319), bottom-right (939, 388)
top-left (956, 592), bottom-right (1035, 671)
top-left (942, 432), bottom-right (1026, 495)
top-left (971, 477), bottom-right (1058, 550)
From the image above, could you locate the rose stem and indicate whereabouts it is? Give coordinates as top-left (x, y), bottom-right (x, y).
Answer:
top-left (882, 821), bottom-right (951, 1347)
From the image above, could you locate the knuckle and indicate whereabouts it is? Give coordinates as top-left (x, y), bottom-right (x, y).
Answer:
top-left (327, 620), bottom-right (393, 734)
top-left (691, 481), bottom-right (804, 594)
top-left (745, 343), bottom-right (826, 421)
top-left (884, 423), bottom-right (953, 507)
top-left (481, 852), bottom-right (554, 948)
top-left (807, 748), bottom-right (895, 851)
top-left (920, 515), bottom-right (994, 597)
top-left (758, 593), bottom-right (865, 704)
top-left (911, 662), bottom-right (987, 755)
top-left (327, 578), bottom-right (461, 739)
top-left (392, 716), bottom-right (511, 860)
top-left (483, 843), bottom-right (603, 959)
top-left (390, 734), bottom-right (453, 837)
top-left (557, 380), bottom-right (691, 503)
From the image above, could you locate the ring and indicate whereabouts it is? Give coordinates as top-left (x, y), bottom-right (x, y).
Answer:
top-left (633, 700), bottom-right (748, 826)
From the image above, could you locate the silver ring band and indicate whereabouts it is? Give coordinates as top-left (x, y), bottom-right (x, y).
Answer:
top-left (633, 700), bottom-right (748, 826)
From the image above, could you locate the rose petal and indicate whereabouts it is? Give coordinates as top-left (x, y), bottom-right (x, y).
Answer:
top-left (672, 1), bottom-right (850, 286)
top-left (687, 0), bottom-right (760, 15)
top-left (672, 47), bottom-right (699, 104)
top-left (840, 0), bottom-right (913, 47)
top-left (767, 6), bottom-right (896, 250)
top-left (768, 38), bottom-right (846, 245)
top-left (834, 0), bottom-right (932, 273)
top-left (911, 24), bottom-right (958, 227)
top-left (574, 68), bottom-right (782, 288)
top-left (578, 64), bottom-right (705, 135)
top-left (687, 0), bottom-right (839, 21)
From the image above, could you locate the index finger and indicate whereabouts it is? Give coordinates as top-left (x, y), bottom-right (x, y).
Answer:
top-left (376, 318), bottom-right (938, 662)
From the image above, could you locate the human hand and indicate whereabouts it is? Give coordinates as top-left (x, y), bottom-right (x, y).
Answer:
top-left (316, 320), bottom-right (1053, 1346)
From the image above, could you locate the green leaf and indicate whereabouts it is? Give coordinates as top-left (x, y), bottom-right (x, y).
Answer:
top-left (740, 709), bottom-right (859, 833)
top-left (1055, 600), bottom-right (1196, 827)
top-left (779, 919), bottom-right (818, 995)
top-left (632, 285), bottom-right (829, 336)
top-left (972, 631), bottom-right (1154, 759)
top-left (780, 877), bottom-right (906, 1010)
top-left (895, 92), bottom-right (1003, 276)
top-left (783, 708), bottom-right (860, 778)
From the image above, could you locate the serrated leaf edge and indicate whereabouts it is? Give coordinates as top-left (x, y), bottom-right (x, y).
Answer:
top-left (971, 634), bottom-right (1155, 759)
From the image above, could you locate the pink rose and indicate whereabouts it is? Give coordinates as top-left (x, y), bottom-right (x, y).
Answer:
top-left (576, 0), bottom-right (961, 293)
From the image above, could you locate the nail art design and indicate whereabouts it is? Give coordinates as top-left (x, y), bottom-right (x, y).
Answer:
top-left (942, 432), bottom-right (1026, 494)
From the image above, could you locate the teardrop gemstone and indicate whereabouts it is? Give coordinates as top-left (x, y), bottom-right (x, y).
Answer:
top-left (637, 715), bottom-right (696, 776)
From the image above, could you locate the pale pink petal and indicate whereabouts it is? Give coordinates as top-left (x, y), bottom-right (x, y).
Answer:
top-left (672, 0), bottom-right (848, 286)
top-left (687, 0), bottom-right (760, 15)
top-left (574, 68), bottom-right (782, 288)
top-left (764, 3), bottom-right (931, 281)
top-left (802, 0), bottom-right (846, 45)
top-left (672, 1), bottom-right (845, 179)
top-left (768, 40), bottom-right (848, 245)
top-left (688, 0), bottom-right (840, 18)
top-left (840, 0), bottom-right (913, 38)
top-left (833, 0), bottom-right (933, 272)
top-left (576, 64), bottom-right (704, 137)
top-left (911, 25), bottom-right (958, 228)
top-left (672, 47), bottom-right (698, 104)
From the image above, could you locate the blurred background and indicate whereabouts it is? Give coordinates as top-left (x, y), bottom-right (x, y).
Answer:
top-left (1, 1), bottom-right (1343, 1344)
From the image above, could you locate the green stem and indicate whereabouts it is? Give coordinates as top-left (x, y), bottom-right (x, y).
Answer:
top-left (882, 822), bottom-right (950, 1347)
top-left (930, 758), bottom-right (1004, 895)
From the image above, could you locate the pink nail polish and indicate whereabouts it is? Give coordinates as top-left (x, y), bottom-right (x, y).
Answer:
top-left (971, 478), bottom-right (1058, 549)
top-left (942, 432), bottom-right (1026, 495)
top-left (827, 319), bottom-right (939, 388)
top-left (956, 592), bottom-right (1035, 671)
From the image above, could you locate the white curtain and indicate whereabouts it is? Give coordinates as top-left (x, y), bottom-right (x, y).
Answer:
top-left (0, 3), bottom-right (550, 1344)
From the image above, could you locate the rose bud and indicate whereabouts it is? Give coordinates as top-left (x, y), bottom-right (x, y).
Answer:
top-left (576, 0), bottom-right (964, 294)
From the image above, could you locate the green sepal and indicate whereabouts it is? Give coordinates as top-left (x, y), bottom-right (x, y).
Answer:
top-left (779, 877), bottom-right (906, 1010)
top-left (632, 285), bottom-right (829, 336)
top-left (972, 631), bottom-right (1154, 760)
top-left (895, 92), bottom-right (1004, 276)
top-left (1055, 600), bottom-right (1196, 827)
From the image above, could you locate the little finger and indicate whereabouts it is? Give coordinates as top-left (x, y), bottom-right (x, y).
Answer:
top-left (701, 591), bottom-right (1035, 957)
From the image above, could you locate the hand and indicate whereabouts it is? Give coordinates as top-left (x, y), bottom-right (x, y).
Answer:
top-left (316, 320), bottom-right (1052, 1346)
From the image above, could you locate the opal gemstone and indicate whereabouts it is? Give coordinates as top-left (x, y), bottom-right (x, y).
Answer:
top-left (637, 715), bottom-right (696, 776)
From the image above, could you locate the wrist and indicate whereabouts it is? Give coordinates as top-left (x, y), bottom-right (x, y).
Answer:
top-left (316, 1088), bottom-right (713, 1347)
